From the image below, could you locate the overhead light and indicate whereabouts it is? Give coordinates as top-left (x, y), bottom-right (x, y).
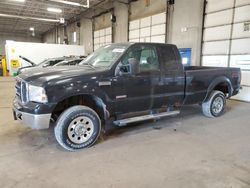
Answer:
top-left (29, 27), bottom-right (34, 31)
top-left (9, 0), bottom-right (25, 2)
top-left (48, 0), bottom-right (90, 8)
top-left (57, 1), bottom-right (81, 6)
top-left (0, 13), bottom-right (60, 23)
top-left (47, 7), bottom-right (62, 13)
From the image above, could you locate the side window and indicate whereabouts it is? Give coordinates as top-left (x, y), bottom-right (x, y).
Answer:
top-left (43, 60), bottom-right (56, 67)
top-left (160, 46), bottom-right (178, 71)
top-left (121, 45), bottom-right (159, 73)
top-left (121, 47), bottom-right (140, 65)
top-left (50, 60), bottom-right (62, 66)
top-left (76, 60), bottom-right (82, 65)
top-left (69, 60), bottom-right (80, 65)
top-left (139, 47), bottom-right (159, 72)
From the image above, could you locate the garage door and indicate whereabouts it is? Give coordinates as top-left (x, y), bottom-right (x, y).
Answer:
top-left (94, 27), bottom-right (112, 51)
top-left (202, 0), bottom-right (250, 102)
top-left (129, 12), bottom-right (166, 43)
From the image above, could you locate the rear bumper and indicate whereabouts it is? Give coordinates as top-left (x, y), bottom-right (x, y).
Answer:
top-left (13, 98), bottom-right (51, 130)
top-left (232, 86), bottom-right (241, 96)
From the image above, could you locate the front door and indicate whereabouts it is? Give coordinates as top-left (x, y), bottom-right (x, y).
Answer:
top-left (112, 44), bottom-right (161, 114)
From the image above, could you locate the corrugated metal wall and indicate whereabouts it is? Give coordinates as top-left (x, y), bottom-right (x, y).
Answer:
top-left (202, 0), bottom-right (250, 102)
top-left (93, 27), bottom-right (112, 51)
top-left (129, 12), bottom-right (166, 43)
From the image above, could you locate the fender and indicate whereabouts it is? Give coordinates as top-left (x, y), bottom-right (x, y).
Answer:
top-left (49, 81), bottom-right (112, 120)
top-left (48, 79), bottom-right (112, 105)
top-left (204, 76), bottom-right (233, 102)
top-left (53, 92), bottom-right (110, 120)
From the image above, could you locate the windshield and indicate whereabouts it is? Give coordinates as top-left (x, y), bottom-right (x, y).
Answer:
top-left (79, 44), bottom-right (129, 68)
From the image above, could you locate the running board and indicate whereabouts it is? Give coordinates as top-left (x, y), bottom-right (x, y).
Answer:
top-left (113, 110), bottom-right (180, 126)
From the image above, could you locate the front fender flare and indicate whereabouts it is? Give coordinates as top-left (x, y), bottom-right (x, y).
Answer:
top-left (52, 90), bottom-right (111, 121)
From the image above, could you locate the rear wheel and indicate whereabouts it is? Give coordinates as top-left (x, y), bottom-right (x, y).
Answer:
top-left (202, 90), bottom-right (226, 118)
top-left (54, 105), bottom-right (101, 151)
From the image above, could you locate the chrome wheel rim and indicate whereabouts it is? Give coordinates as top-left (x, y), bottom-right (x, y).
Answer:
top-left (67, 116), bottom-right (94, 144)
top-left (212, 96), bottom-right (224, 114)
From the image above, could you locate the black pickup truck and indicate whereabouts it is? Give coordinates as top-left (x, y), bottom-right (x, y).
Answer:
top-left (13, 43), bottom-right (241, 151)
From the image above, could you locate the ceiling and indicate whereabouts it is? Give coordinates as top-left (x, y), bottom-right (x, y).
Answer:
top-left (0, 0), bottom-right (105, 37)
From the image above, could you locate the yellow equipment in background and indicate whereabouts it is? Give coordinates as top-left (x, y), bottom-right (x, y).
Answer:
top-left (10, 59), bottom-right (20, 69)
top-left (1, 56), bottom-right (7, 76)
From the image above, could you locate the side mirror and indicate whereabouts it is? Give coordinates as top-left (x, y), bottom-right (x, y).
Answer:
top-left (119, 58), bottom-right (139, 76)
top-left (119, 64), bottom-right (131, 74)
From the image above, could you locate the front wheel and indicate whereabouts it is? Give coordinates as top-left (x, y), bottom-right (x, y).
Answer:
top-left (54, 105), bottom-right (101, 151)
top-left (202, 90), bottom-right (226, 118)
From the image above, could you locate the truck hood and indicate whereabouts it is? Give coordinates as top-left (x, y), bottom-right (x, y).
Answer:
top-left (17, 66), bottom-right (34, 75)
top-left (18, 65), bottom-right (107, 86)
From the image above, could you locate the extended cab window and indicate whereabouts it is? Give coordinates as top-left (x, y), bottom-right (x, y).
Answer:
top-left (159, 46), bottom-right (179, 71)
top-left (121, 45), bottom-right (159, 73)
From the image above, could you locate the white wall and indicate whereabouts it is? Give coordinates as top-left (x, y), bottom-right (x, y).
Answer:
top-left (0, 33), bottom-right (41, 55)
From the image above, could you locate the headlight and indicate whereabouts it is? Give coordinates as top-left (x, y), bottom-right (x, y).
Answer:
top-left (28, 84), bottom-right (48, 103)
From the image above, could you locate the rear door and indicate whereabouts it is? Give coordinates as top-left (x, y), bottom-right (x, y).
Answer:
top-left (154, 45), bottom-right (185, 107)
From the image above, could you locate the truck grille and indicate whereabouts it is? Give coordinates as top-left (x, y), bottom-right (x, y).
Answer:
top-left (15, 77), bottom-right (28, 103)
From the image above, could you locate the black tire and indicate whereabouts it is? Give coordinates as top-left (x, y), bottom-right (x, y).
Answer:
top-left (202, 90), bottom-right (226, 118)
top-left (54, 105), bottom-right (101, 151)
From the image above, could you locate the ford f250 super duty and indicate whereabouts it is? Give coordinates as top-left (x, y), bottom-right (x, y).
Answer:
top-left (13, 43), bottom-right (241, 151)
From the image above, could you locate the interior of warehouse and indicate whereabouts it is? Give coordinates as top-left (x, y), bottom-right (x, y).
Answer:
top-left (0, 0), bottom-right (250, 187)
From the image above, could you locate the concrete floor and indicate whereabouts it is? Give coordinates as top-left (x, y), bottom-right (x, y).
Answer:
top-left (0, 77), bottom-right (250, 188)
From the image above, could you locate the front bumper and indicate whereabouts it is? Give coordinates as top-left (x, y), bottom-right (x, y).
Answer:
top-left (13, 99), bottom-right (51, 130)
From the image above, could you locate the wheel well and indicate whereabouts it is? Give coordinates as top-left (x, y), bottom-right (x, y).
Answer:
top-left (51, 94), bottom-right (107, 123)
top-left (213, 82), bottom-right (230, 95)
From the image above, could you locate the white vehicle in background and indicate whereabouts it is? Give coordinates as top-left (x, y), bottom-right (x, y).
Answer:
top-left (17, 56), bottom-right (86, 75)
top-left (17, 56), bottom-right (66, 75)
top-left (5, 41), bottom-right (85, 76)
top-left (54, 56), bottom-right (86, 66)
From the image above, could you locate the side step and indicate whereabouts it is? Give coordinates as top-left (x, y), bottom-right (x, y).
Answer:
top-left (113, 110), bottom-right (180, 126)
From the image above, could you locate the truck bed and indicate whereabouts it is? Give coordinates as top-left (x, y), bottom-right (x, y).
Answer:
top-left (183, 66), bottom-right (240, 104)
top-left (184, 66), bottom-right (235, 71)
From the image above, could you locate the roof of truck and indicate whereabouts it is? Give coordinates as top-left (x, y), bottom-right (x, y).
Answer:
top-left (105, 42), bottom-right (176, 47)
